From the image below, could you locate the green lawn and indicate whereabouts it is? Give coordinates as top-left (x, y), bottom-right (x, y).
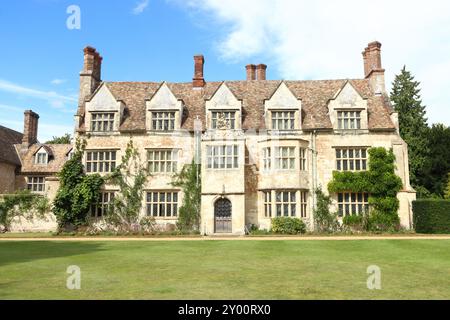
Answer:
top-left (0, 240), bottom-right (449, 299)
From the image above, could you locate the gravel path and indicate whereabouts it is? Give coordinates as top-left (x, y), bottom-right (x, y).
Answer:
top-left (1, 235), bottom-right (449, 241)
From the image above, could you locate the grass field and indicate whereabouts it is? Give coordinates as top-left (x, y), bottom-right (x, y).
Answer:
top-left (0, 240), bottom-right (449, 299)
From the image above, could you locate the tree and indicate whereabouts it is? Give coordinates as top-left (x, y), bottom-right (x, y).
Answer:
top-left (171, 159), bottom-right (201, 232)
top-left (390, 66), bottom-right (429, 188)
top-left (420, 124), bottom-right (450, 197)
top-left (45, 133), bottom-right (72, 144)
top-left (445, 173), bottom-right (450, 200)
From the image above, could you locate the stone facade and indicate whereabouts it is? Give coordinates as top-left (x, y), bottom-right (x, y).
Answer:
top-left (1, 41), bottom-right (417, 234)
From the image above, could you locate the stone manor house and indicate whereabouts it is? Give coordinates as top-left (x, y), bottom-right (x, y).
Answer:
top-left (0, 41), bottom-right (416, 234)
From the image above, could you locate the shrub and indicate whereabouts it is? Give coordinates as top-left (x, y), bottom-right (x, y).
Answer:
top-left (271, 217), bottom-right (306, 235)
top-left (313, 188), bottom-right (340, 233)
top-left (343, 215), bottom-right (365, 232)
top-left (413, 199), bottom-right (450, 234)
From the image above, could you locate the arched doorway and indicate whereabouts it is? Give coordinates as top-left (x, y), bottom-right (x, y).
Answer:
top-left (214, 198), bottom-right (232, 233)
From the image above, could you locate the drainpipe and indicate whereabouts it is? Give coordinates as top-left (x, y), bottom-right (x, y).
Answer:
top-left (310, 130), bottom-right (318, 230)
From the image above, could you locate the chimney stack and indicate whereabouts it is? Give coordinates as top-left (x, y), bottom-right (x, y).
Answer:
top-left (246, 64), bottom-right (256, 80)
top-left (362, 41), bottom-right (386, 94)
top-left (256, 64), bottom-right (267, 80)
top-left (22, 110), bottom-right (39, 147)
top-left (362, 41), bottom-right (384, 78)
top-left (79, 46), bottom-right (102, 106)
top-left (193, 55), bottom-right (205, 88)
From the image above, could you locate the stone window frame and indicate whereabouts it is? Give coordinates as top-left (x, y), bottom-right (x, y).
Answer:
top-left (337, 110), bottom-right (362, 130)
top-left (262, 147), bottom-right (271, 171)
top-left (91, 191), bottom-right (115, 218)
top-left (274, 146), bottom-right (296, 170)
top-left (150, 111), bottom-right (176, 132)
top-left (206, 145), bottom-right (239, 170)
top-left (146, 190), bottom-right (179, 218)
top-left (85, 150), bottom-right (117, 173)
top-left (336, 147), bottom-right (368, 171)
top-left (90, 112), bottom-right (115, 132)
top-left (27, 176), bottom-right (45, 193)
top-left (337, 192), bottom-right (369, 217)
top-left (262, 190), bottom-right (308, 218)
top-left (211, 110), bottom-right (236, 130)
top-left (271, 110), bottom-right (296, 130)
top-left (34, 150), bottom-right (48, 165)
top-left (147, 149), bottom-right (179, 174)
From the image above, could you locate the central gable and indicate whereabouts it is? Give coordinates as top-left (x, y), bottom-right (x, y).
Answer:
top-left (265, 82), bottom-right (301, 111)
top-left (146, 82), bottom-right (183, 111)
top-left (86, 84), bottom-right (121, 112)
top-left (206, 83), bottom-right (241, 110)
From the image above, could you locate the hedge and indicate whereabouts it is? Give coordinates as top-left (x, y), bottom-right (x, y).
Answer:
top-left (413, 200), bottom-right (450, 234)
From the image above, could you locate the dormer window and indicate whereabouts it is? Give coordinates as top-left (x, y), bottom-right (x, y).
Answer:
top-left (146, 83), bottom-right (183, 132)
top-left (34, 147), bottom-right (50, 165)
top-left (211, 111), bottom-right (236, 130)
top-left (337, 111), bottom-right (361, 130)
top-left (271, 111), bottom-right (295, 130)
top-left (91, 112), bottom-right (115, 132)
top-left (151, 111), bottom-right (176, 131)
top-left (35, 152), bottom-right (48, 164)
top-left (264, 82), bottom-right (301, 131)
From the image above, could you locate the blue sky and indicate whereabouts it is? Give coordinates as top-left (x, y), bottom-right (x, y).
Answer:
top-left (0, 0), bottom-right (449, 142)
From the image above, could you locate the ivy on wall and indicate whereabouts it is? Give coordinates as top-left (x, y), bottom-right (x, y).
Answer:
top-left (52, 139), bottom-right (104, 230)
top-left (328, 147), bottom-right (403, 231)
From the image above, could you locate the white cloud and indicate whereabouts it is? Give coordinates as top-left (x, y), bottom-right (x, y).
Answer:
top-left (0, 104), bottom-right (23, 112)
top-left (176, 0), bottom-right (450, 125)
top-left (0, 79), bottom-right (76, 113)
top-left (51, 78), bottom-right (67, 85)
top-left (132, 0), bottom-right (149, 15)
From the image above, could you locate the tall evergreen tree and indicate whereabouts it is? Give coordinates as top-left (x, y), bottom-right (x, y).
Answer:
top-left (390, 66), bottom-right (429, 188)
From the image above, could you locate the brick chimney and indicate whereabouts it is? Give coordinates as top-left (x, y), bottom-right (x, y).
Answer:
top-left (362, 41), bottom-right (386, 94)
top-left (362, 41), bottom-right (384, 78)
top-left (246, 64), bottom-right (256, 80)
top-left (22, 110), bottom-right (39, 147)
top-left (256, 64), bottom-right (267, 80)
top-left (193, 55), bottom-right (205, 88)
top-left (79, 46), bottom-right (102, 106)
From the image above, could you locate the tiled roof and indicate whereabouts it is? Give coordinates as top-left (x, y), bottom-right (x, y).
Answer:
top-left (77, 78), bottom-right (396, 132)
top-left (0, 125), bottom-right (23, 165)
top-left (16, 143), bottom-right (72, 174)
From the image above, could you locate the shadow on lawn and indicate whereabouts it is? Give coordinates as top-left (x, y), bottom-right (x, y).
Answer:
top-left (0, 241), bottom-right (107, 267)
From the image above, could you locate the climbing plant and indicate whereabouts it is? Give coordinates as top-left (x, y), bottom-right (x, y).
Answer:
top-left (52, 138), bottom-right (104, 230)
top-left (104, 139), bottom-right (152, 232)
top-left (0, 190), bottom-right (50, 232)
top-left (313, 188), bottom-right (340, 233)
top-left (171, 159), bottom-right (201, 231)
top-left (328, 147), bottom-right (403, 232)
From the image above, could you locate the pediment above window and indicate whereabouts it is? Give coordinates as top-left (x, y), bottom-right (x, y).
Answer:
top-left (206, 83), bottom-right (241, 110)
top-left (146, 83), bottom-right (183, 111)
top-left (265, 82), bottom-right (301, 111)
top-left (330, 81), bottom-right (366, 109)
top-left (86, 84), bottom-right (122, 112)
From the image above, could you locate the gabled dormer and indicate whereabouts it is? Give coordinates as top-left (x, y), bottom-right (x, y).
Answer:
top-left (146, 82), bottom-right (184, 132)
top-left (34, 146), bottom-right (52, 165)
top-left (264, 82), bottom-right (302, 131)
top-left (85, 83), bottom-right (124, 133)
top-left (205, 83), bottom-right (242, 130)
top-left (328, 81), bottom-right (368, 131)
